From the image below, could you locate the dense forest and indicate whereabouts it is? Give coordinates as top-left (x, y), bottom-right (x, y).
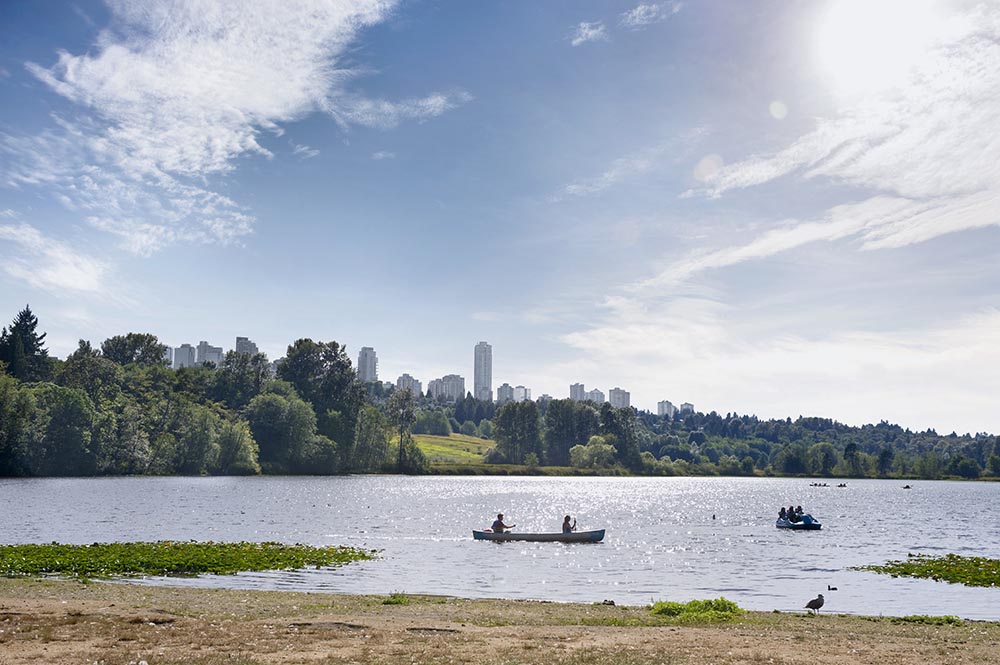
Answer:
top-left (1, 305), bottom-right (998, 480)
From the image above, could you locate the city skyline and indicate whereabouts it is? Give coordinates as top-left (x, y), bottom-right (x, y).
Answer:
top-left (2, 1), bottom-right (999, 433)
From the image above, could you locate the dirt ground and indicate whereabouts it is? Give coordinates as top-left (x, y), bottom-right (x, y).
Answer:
top-left (0, 578), bottom-right (997, 665)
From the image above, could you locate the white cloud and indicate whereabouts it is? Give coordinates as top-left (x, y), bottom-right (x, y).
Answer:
top-left (0, 221), bottom-right (109, 294)
top-left (330, 91), bottom-right (473, 129)
top-left (555, 129), bottom-right (706, 201)
top-left (558, 294), bottom-right (1000, 433)
top-left (371, 150), bottom-right (396, 160)
top-left (4, 0), bottom-right (467, 256)
top-left (571, 21), bottom-right (608, 47)
top-left (659, 4), bottom-right (1000, 284)
top-left (291, 142), bottom-right (320, 159)
top-left (620, 2), bottom-right (682, 29)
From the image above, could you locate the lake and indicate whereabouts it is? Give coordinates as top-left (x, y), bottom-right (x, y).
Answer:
top-left (2, 475), bottom-right (998, 619)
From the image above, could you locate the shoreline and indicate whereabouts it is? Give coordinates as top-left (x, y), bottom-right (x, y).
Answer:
top-left (1, 578), bottom-right (997, 664)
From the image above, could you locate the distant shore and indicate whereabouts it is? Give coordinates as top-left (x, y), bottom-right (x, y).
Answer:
top-left (1, 578), bottom-right (997, 664)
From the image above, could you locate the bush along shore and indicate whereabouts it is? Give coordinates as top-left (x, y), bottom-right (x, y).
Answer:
top-left (0, 541), bottom-right (376, 579)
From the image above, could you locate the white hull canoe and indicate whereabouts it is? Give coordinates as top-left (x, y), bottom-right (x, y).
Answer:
top-left (472, 529), bottom-right (605, 543)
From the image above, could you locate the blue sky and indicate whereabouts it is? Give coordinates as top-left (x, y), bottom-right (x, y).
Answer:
top-left (2, 0), bottom-right (999, 433)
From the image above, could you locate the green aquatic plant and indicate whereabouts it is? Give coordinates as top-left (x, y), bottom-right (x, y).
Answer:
top-left (853, 553), bottom-right (1000, 588)
top-left (0, 541), bottom-right (376, 579)
top-left (650, 597), bottom-right (744, 622)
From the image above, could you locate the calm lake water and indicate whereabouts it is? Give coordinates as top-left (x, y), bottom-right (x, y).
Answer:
top-left (2, 476), bottom-right (998, 619)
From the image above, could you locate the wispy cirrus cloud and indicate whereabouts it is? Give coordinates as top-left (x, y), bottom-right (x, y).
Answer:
top-left (677, 4), bottom-right (1000, 264)
top-left (0, 219), bottom-right (109, 294)
top-left (291, 142), bottom-right (320, 159)
top-left (371, 150), bottom-right (396, 160)
top-left (570, 21), bottom-right (608, 46)
top-left (553, 128), bottom-right (705, 201)
top-left (2, 0), bottom-right (468, 256)
top-left (620, 2), bottom-right (683, 29)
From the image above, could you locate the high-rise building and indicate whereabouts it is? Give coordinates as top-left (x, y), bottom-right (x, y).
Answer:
top-left (396, 373), bottom-right (422, 397)
top-left (570, 383), bottom-right (586, 401)
top-left (173, 343), bottom-right (196, 369)
top-left (609, 387), bottom-right (630, 409)
top-left (585, 388), bottom-right (605, 403)
top-left (357, 346), bottom-right (378, 383)
top-left (657, 400), bottom-right (677, 418)
top-left (474, 341), bottom-right (492, 402)
top-left (496, 383), bottom-right (514, 404)
top-left (536, 394), bottom-right (553, 406)
top-left (513, 385), bottom-right (531, 402)
top-left (235, 336), bottom-right (259, 356)
top-left (163, 347), bottom-right (173, 366)
top-left (441, 374), bottom-right (466, 401)
top-left (680, 402), bottom-right (695, 413)
top-left (196, 340), bottom-right (224, 366)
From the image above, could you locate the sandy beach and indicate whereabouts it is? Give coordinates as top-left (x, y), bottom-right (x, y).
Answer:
top-left (1, 578), bottom-right (997, 664)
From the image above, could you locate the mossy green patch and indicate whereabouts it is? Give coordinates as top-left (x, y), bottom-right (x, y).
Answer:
top-left (383, 592), bottom-right (410, 605)
top-left (650, 597), bottom-right (744, 622)
top-left (0, 541), bottom-right (376, 579)
top-left (853, 553), bottom-right (1000, 588)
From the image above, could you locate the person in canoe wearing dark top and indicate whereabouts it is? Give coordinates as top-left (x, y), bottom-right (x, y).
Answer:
top-left (491, 513), bottom-right (515, 533)
top-left (562, 515), bottom-right (577, 533)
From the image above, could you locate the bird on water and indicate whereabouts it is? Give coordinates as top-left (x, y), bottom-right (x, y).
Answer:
top-left (805, 594), bottom-right (825, 614)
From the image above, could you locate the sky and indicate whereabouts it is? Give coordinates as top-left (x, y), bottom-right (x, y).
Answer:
top-left (1, 0), bottom-right (999, 434)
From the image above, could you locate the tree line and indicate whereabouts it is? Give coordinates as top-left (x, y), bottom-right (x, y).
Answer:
top-left (1, 304), bottom-right (998, 479)
top-left (0, 306), bottom-right (424, 476)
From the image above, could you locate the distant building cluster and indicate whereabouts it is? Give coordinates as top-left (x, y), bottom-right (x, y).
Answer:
top-left (165, 334), bottom-right (691, 414)
top-left (164, 336), bottom-right (262, 370)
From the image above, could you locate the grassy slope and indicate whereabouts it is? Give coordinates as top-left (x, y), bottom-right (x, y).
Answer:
top-left (413, 433), bottom-right (494, 464)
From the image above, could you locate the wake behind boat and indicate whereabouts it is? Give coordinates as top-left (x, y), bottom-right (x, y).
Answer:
top-left (473, 529), bottom-right (605, 543)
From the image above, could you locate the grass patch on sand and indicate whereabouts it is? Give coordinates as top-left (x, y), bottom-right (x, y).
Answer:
top-left (650, 597), bottom-right (745, 622)
top-left (0, 541), bottom-right (376, 579)
top-left (383, 592), bottom-right (410, 605)
top-left (853, 553), bottom-right (1000, 587)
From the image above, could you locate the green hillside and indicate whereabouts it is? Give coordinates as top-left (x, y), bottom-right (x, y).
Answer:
top-left (414, 434), bottom-right (494, 465)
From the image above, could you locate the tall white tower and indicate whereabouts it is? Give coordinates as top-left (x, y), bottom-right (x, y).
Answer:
top-left (474, 341), bottom-right (492, 402)
top-left (357, 346), bottom-right (378, 383)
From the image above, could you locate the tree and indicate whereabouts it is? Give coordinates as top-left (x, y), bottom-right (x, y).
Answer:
top-left (213, 351), bottom-right (270, 410)
top-left (569, 436), bottom-right (617, 468)
top-left (246, 390), bottom-right (318, 474)
top-left (278, 339), bottom-right (364, 449)
top-left (493, 401), bottom-right (542, 464)
top-left (807, 443), bottom-right (839, 476)
top-left (0, 372), bottom-right (32, 475)
top-left (352, 405), bottom-right (390, 472)
top-left (216, 420), bottom-right (260, 475)
top-left (0, 305), bottom-right (50, 381)
top-left (600, 403), bottom-right (642, 470)
top-left (174, 406), bottom-right (221, 474)
top-left (23, 384), bottom-right (97, 475)
top-left (388, 389), bottom-right (417, 472)
top-left (101, 333), bottom-right (168, 367)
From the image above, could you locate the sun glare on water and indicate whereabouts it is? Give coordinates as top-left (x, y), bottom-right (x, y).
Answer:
top-left (814, 0), bottom-right (942, 97)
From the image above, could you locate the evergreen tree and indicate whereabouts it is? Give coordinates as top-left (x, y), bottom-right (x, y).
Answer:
top-left (0, 305), bottom-right (50, 381)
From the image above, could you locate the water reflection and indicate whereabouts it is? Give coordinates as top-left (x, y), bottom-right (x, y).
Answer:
top-left (1, 476), bottom-right (997, 619)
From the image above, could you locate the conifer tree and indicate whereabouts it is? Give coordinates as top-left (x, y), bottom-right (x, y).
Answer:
top-left (0, 305), bottom-right (50, 381)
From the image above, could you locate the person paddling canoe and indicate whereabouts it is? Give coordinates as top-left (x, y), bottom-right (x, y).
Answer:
top-left (491, 513), bottom-right (515, 533)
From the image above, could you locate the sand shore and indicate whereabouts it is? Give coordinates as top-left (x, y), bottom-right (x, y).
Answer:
top-left (1, 578), bottom-right (997, 664)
